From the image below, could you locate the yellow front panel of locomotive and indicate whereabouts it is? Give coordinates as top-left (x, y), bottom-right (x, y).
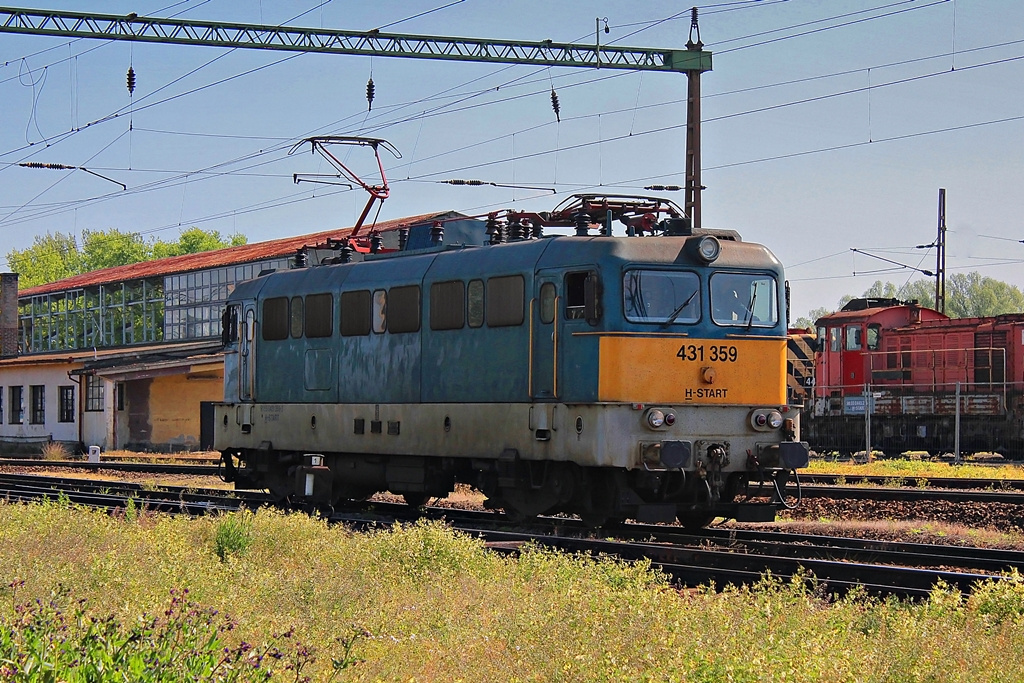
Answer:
top-left (597, 336), bottom-right (787, 405)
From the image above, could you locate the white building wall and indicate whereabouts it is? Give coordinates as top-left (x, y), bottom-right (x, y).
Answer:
top-left (0, 362), bottom-right (82, 445)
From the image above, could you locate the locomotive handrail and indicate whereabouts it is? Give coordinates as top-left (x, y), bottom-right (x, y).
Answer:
top-left (858, 345), bottom-right (1008, 407)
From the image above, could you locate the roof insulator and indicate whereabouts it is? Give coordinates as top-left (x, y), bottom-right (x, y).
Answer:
top-left (126, 66), bottom-right (136, 95)
top-left (366, 77), bottom-right (375, 111)
top-left (550, 88), bottom-right (561, 122)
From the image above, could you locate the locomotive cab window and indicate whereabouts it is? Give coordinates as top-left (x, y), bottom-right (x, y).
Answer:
top-left (710, 273), bottom-right (778, 327)
top-left (845, 325), bottom-right (862, 351)
top-left (829, 327), bottom-right (841, 352)
top-left (867, 323), bottom-right (881, 351)
top-left (564, 272), bottom-right (588, 320)
top-left (623, 270), bottom-right (699, 324)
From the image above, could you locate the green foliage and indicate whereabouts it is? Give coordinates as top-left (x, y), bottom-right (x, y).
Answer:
top-left (6, 227), bottom-right (247, 288)
top-left (0, 585), bottom-right (323, 682)
top-left (802, 272), bottom-right (1024, 324)
top-left (214, 512), bottom-right (255, 562)
top-left (6, 502), bottom-right (1024, 680)
top-left (152, 228), bottom-right (248, 259)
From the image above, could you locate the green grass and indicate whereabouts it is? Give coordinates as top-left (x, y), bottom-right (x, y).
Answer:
top-left (805, 458), bottom-right (1024, 481)
top-left (3, 500), bottom-right (1024, 681)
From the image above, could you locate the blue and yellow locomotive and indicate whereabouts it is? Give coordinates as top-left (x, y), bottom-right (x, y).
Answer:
top-left (214, 195), bottom-right (807, 527)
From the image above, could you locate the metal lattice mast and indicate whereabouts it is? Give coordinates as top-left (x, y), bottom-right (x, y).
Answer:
top-left (0, 5), bottom-right (713, 225)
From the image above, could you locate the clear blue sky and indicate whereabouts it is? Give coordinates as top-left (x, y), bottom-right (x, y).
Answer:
top-left (1, 0), bottom-right (1022, 321)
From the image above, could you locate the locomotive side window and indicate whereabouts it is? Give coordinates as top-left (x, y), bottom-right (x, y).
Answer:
top-left (539, 283), bottom-right (556, 324)
top-left (341, 290), bottom-right (371, 336)
top-left (710, 273), bottom-right (778, 327)
top-left (829, 327), bottom-right (841, 352)
top-left (565, 272), bottom-right (588, 320)
top-left (372, 290), bottom-right (388, 334)
top-left (430, 281), bottom-right (465, 331)
top-left (289, 296), bottom-right (304, 339)
top-left (388, 285), bottom-right (421, 333)
top-left (867, 324), bottom-right (881, 351)
top-left (221, 304), bottom-right (239, 345)
top-left (845, 326), bottom-right (862, 351)
top-left (262, 297), bottom-right (288, 340)
top-left (467, 280), bottom-right (484, 328)
top-left (623, 270), bottom-right (699, 324)
top-left (486, 275), bottom-right (525, 327)
top-left (305, 293), bottom-right (333, 338)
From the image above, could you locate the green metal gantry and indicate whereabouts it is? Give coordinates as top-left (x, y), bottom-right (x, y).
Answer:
top-left (0, 5), bottom-right (712, 225)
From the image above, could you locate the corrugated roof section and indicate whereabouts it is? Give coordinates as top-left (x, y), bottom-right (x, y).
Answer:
top-left (19, 211), bottom-right (455, 297)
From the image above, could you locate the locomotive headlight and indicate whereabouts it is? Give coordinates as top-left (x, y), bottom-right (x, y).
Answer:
top-left (696, 235), bottom-right (721, 263)
top-left (646, 409), bottom-right (666, 429)
top-left (768, 411), bottom-right (784, 429)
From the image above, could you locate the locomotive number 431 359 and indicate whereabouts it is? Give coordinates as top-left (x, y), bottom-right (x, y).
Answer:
top-left (676, 344), bottom-right (738, 363)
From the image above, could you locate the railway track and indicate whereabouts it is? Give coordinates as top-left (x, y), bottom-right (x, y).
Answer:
top-left (1, 472), bottom-right (1011, 599)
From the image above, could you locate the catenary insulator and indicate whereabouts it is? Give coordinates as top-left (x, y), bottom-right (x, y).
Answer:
top-left (126, 66), bottom-right (136, 94)
top-left (294, 247), bottom-right (307, 268)
top-left (398, 227), bottom-right (409, 251)
top-left (430, 220), bottom-right (444, 245)
top-left (366, 77), bottom-right (375, 111)
top-left (509, 218), bottom-right (524, 241)
top-left (550, 88), bottom-right (561, 122)
top-left (340, 242), bottom-right (355, 263)
top-left (531, 220), bottom-right (543, 240)
top-left (573, 211), bottom-right (590, 237)
top-left (370, 232), bottom-right (383, 253)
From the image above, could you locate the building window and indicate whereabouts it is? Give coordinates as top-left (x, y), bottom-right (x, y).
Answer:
top-left (85, 375), bottom-right (104, 412)
top-left (0, 386), bottom-right (3, 424)
top-left (59, 386), bottom-right (75, 423)
top-left (486, 275), bottom-right (525, 327)
top-left (29, 385), bottom-right (45, 424)
top-left (9, 385), bottom-right (24, 424)
top-left (116, 382), bottom-right (126, 411)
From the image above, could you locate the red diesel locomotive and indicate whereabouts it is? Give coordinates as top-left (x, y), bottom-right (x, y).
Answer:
top-left (803, 298), bottom-right (1024, 458)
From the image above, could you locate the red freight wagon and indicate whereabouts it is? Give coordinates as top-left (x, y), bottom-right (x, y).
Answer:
top-left (806, 298), bottom-right (1024, 457)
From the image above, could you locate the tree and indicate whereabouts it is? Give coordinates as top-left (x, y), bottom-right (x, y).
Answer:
top-left (945, 272), bottom-right (1024, 318)
top-left (6, 227), bottom-right (248, 288)
top-left (80, 229), bottom-right (151, 273)
top-left (5, 232), bottom-right (82, 287)
top-left (792, 306), bottom-right (835, 330)
top-left (799, 272), bottom-right (1024, 324)
top-left (152, 228), bottom-right (247, 259)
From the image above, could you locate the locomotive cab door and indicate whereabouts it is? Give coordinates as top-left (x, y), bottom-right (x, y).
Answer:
top-left (531, 274), bottom-right (559, 400)
top-left (239, 304), bottom-right (257, 401)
